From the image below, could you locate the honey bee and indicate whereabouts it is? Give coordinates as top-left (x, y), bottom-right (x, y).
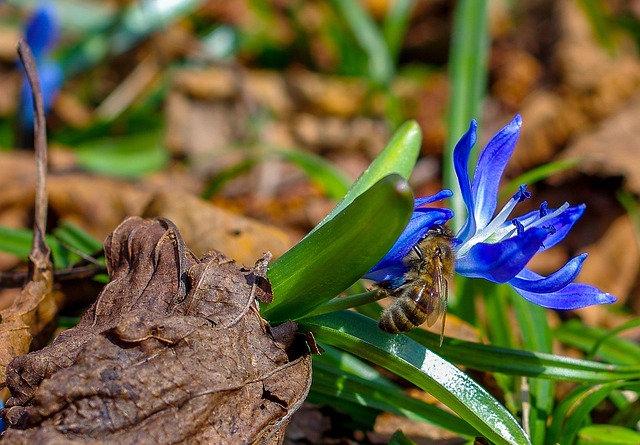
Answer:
top-left (377, 224), bottom-right (455, 344)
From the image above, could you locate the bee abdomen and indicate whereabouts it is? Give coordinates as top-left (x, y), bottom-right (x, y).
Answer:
top-left (378, 298), bottom-right (428, 334)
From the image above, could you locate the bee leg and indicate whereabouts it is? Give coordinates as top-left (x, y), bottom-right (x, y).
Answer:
top-left (374, 288), bottom-right (392, 301)
top-left (438, 280), bottom-right (449, 347)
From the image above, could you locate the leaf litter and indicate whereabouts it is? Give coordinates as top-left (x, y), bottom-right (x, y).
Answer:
top-left (0, 40), bottom-right (311, 445)
top-left (2, 217), bottom-right (311, 444)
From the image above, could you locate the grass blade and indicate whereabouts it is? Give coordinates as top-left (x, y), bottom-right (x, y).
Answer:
top-left (300, 311), bottom-right (531, 445)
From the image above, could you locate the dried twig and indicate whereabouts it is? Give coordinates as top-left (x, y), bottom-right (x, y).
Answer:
top-left (0, 42), bottom-right (56, 388)
top-left (17, 41), bottom-right (51, 275)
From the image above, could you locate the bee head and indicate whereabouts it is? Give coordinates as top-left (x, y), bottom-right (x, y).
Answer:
top-left (426, 224), bottom-right (451, 238)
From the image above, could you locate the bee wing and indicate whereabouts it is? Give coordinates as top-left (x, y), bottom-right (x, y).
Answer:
top-left (425, 258), bottom-right (448, 328)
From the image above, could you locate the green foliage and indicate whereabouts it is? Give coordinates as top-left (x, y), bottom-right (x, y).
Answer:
top-left (262, 108), bottom-right (637, 444)
top-left (0, 222), bottom-right (104, 270)
top-left (443, 0), bottom-right (489, 233)
top-left (300, 312), bottom-right (530, 445)
top-left (262, 173), bottom-right (414, 323)
top-left (4, 1), bottom-right (638, 443)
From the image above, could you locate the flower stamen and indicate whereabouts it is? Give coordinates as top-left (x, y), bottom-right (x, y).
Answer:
top-left (457, 185), bottom-right (532, 256)
top-left (512, 219), bottom-right (524, 236)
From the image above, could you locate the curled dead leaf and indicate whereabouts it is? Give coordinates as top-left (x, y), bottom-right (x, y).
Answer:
top-left (1, 217), bottom-right (311, 444)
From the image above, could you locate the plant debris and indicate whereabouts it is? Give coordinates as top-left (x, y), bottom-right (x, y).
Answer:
top-left (1, 217), bottom-right (311, 444)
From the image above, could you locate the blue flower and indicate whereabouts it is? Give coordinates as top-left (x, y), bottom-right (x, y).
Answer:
top-left (366, 115), bottom-right (616, 310)
top-left (454, 115), bottom-right (615, 309)
top-left (19, 2), bottom-right (63, 129)
top-left (364, 189), bottom-right (454, 285)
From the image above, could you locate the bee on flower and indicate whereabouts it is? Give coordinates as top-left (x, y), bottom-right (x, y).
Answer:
top-left (366, 115), bottom-right (616, 336)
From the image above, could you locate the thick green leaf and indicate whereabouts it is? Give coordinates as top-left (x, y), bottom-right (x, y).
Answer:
top-left (299, 311), bottom-right (531, 445)
top-left (412, 331), bottom-right (640, 383)
top-left (577, 425), bottom-right (640, 445)
top-left (309, 120), bottom-right (422, 235)
top-left (262, 174), bottom-right (414, 323)
top-left (314, 347), bottom-right (477, 437)
top-left (363, 303), bottom-right (640, 383)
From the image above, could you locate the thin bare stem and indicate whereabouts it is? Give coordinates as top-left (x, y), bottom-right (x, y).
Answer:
top-left (17, 41), bottom-right (51, 271)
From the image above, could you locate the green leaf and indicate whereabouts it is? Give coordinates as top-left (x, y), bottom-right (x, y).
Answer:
top-left (309, 120), bottom-right (422, 234)
top-left (363, 304), bottom-right (640, 383)
top-left (300, 311), bottom-right (531, 445)
top-left (75, 131), bottom-right (168, 178)
top-left (315, 344), bottom-right (397, 389)
top-left (618, 189), bottom-right (640, 245)
top-left (312, 361), bottom-right (477, 438)
top-left (382, 0), bottom-right (414, 64)
top-left (555, 320), bottom-right (640, 365)
top-left (0, 226), bottom-right (77, 269)
top-left (511, 291), bottom-right (554, 445)
top-left (202, 147), bottom-right (351, 200)
top-left (262, 174), bottom-right (414, 323)
top-left (547, 381), bottom-right (640, 445)
top-left (0, 226), bottom-right (34, 260)
top-left (577, 425), bottom-right (640, 445)
top-left (331, 0), bottom-right (394, 85)
top-left (52, 221), bottom-right (104, 255)
top-left (276, 149), bottom-right (351, 200)
top-left (443, 0), bottom-right (489, 233)
top-left (388, 430), bottom-right (418, 445)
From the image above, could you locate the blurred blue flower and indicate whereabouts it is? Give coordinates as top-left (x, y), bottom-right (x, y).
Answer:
top-left (367, 115), bottom-right (616, 310)
top-left (19, 1), bottom-right (63, 129)
top-left (0, 397), bottom-right (5, 432)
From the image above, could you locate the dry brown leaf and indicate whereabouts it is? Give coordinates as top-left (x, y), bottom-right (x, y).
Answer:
top-left (560, 92), bottom-right (640, 195)
top-left (2, 217), bottom-right (311, 444)
top-left (511, 2), bottom-right (640, 172)
top-left (143, 189), bottom-right (294, 265)
top-left (573, 214), bottom-right (639, 325)
top-left (0, 250), bottom-right (58, 387)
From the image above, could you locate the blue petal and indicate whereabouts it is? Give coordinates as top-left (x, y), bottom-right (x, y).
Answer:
top-left (415, 189), bottom-right (453, 207)
top-left (512, 282), bottom-right (616, 310)
top-left (509, 254), bottom-right (587, 293)
top-left (25, 2), bottom-right (60, 59)
top-left (363, 264), bottom-right (408, 284)
top-left (453, 120), bottom-right (478, 241)
top-left (472, 115), bottom-right (522, 229)
top-left (365, 207), bottom-right (454, 281)
top-left (456, 226), bottom-right (548, 283)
